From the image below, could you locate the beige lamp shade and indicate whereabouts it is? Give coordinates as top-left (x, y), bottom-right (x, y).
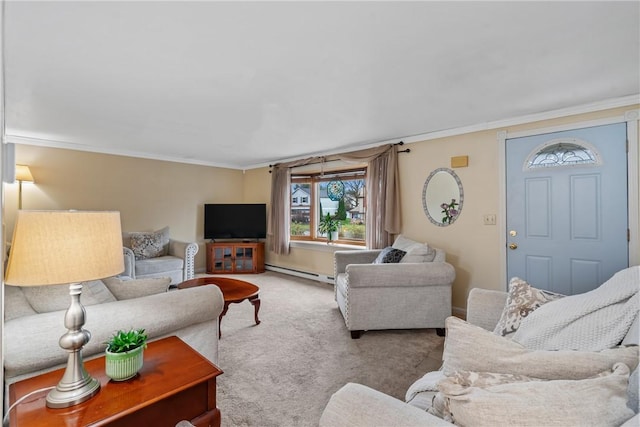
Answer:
top-left (15, 165), bottom-right (34, 183)
top-left (5, 210), bottom-right (124, 286)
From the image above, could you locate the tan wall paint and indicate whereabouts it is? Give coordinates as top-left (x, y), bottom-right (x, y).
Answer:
top-left (6, 106), bottom-right (638, 310)
top-left (6, 145), bottom-right (245, 272)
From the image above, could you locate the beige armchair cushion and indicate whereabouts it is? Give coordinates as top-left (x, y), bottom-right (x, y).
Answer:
top-left (102, 276), bottom-right (171, 300)
top-left (21, 280), bottom-right (116, 313)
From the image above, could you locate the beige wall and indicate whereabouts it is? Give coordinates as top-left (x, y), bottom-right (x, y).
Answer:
top-left (5, 145), bottom-right (245, 271)
top-left (253, 105), bottom-right (640, 309)
top-left (6, 105), bottom-right (638, 310)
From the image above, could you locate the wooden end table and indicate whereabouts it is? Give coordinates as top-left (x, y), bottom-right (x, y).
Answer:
top-left (8, 336), bottom-right (223, 427)
top-left (178, 276), bottom-right (261, 338)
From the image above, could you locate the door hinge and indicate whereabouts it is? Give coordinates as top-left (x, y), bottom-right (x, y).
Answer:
top-left (629, 228), bottom-right (631, 242)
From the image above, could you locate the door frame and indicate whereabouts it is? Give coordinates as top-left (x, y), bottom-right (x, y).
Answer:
top-left (497, 109), bottom-right (639, 289)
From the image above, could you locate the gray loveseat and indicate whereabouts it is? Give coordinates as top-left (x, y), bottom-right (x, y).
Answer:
top-left (4, 276), bottom-right (223, 392)
top-left (321, 267), bottom-right (640, 427)
top-left (334, 235), bottom-right (455, 338)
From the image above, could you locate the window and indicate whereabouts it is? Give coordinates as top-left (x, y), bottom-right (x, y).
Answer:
top-left (290, 168), bottom-right (366, 244)
top-left (525, 138), bottom-right (600, 170)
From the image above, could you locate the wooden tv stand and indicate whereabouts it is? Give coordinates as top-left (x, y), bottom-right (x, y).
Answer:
top-left (206, 241), bottom-right (265, 274)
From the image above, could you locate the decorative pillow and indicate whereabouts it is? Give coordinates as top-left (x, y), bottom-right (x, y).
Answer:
top-left (442, 316), bottom-right (639, 380)
top-left (391, 234), bottom-right (421, 252)
top-left (436, 363), bottom-right (634, 427)
top-left (128, 226), bottom-right (170, 260)
top-left (373, 247), bottom-right (406, 264)
top-left (400, 244), bottom-right (436, 263)
top-left (493, 277), bottom-right (564, 338)
top-left (21, 280), bottom-right (117, 313)
top-left (102, 276), bottom-right (171, 300)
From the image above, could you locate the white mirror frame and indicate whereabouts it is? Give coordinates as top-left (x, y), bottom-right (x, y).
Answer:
top-left (422, 167), bottom-right (464, 227)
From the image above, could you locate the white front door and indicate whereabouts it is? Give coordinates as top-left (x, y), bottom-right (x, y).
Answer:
top-left (506, 123), bottom-right (628, 295)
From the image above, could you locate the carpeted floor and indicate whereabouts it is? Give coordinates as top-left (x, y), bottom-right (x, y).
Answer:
top-left (212, 271), bottom-right (444, 427)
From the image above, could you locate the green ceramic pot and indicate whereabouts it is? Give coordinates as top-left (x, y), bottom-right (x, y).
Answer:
top-left (105, 345), bottom-right (144, 381)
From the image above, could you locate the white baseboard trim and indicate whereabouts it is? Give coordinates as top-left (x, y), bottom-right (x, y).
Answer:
top-left (265, 264), bottom-right (334, 284)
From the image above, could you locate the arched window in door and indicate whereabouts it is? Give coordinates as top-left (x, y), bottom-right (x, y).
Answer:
top-left (524, 138), bottom-right (601, 170)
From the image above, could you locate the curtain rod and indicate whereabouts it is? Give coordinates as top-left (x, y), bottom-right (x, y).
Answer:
top-left (268, 141), bottom-right (410, 173)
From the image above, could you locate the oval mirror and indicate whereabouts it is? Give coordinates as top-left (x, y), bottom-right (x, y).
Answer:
top-left (422, 168), bottom-right (463, 226)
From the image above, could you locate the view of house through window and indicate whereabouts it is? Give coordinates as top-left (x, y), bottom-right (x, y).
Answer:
top-left (290, 168), bottom-right (366, 244)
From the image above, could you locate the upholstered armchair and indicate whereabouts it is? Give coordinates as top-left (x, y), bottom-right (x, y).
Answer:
top-left (122, 227), bottom-right (199, 285)
top-left (334, 235), bottom-right (455, 338)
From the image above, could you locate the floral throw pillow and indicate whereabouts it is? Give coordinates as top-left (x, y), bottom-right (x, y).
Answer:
top-left (493, 277), bottom-right (564, 338)
top-left (129, 227), bottom-right (170, 260)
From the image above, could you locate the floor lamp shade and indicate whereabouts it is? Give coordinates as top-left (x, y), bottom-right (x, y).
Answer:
top-left (4, 210), bottom-right (124, 408)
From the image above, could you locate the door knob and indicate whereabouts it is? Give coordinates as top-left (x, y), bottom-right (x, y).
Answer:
top-left (509, 243), bottom-right (518, 250)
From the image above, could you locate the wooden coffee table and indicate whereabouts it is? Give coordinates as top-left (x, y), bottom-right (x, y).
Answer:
top-left (179, 276), bottom-right (261, 338)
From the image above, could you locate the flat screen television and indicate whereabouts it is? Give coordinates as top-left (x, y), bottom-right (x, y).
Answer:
top-left (204, 203), bottom-right (267, 240)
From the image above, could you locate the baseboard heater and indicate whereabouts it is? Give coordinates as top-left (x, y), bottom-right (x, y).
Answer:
top-left (265, 264), bottom-right (334, 284)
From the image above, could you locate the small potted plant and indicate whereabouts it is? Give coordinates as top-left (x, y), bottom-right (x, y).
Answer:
top-left (318, 213), bottom-right (340, 243)
top-left (104, 328), bottom-right (148, 381)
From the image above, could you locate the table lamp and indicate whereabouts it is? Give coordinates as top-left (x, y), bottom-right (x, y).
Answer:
top-left (4, 210), bottom-right (124, 408)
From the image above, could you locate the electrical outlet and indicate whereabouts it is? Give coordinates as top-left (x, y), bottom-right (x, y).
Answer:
top-left (483, 214), bottom-right (496, 225)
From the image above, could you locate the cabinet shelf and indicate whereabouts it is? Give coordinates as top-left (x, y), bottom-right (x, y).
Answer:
top-left (206, 241), bottom-right (265, 274)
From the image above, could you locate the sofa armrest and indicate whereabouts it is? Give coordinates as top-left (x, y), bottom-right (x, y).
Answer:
top-left (4, 285), bottom-right (223, 381)
top-left (168, 239), bottom-right (199, 281)
top-left (320, 383), bottom-right (452, 427)
top-left (346, 262), bottom-right (455, 288)
top-left (466, 288), bottom-right (508, 331)
top-left (334, 250), bottom-right (381, 276)
top-left (122, 246), bottom-right (135, 278)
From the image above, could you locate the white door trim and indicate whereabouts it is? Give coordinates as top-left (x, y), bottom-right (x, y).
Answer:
top-left (497, 109), bottom-right (640, 289)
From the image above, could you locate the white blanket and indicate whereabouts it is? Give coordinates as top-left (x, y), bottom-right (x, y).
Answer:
top-left (513, 266), bottom-right (640, 352)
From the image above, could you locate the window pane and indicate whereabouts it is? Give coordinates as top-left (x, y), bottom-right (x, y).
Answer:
top-left (290, 183), bottom-right (310, 236)
top-left (338, 178), bottom-right (366, 241)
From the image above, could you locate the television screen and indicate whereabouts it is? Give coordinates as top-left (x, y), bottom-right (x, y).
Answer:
top-left (204, 204), bottom-right (267, 240)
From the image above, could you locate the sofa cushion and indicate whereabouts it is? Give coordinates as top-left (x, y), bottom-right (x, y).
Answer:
top-left (4, 285), bottom-right (36, 320)
top-left (373, 247), bottom-right (406, 264)
top-left (442, 316), bottom-right (639, 380)
top-left (21, 280), bottom-right (117, 313)
top-left (493, 277), bottom-right (563, 338)
top-left (134, 255), bottom-right (184, 276)
top-left (436, 363), bottom-right (634, 427)
top-left (401, 244), bottom-right (436, 263)
top-left (126, 226), bottom-right (170, 260)
top-left (391, 234), bottom-right (421, 251)
top-left (102, 276), bottom-right (171, 300)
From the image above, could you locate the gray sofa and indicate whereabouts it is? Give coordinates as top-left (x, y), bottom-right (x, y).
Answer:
top-left (321, 269), bottom-right (640, 427)
top-left (3, 276), bottom-right (223, 390)
top-left (122, 232), bottom-right (199, 285)
top-left (334, 235), bottom-right (455, 339)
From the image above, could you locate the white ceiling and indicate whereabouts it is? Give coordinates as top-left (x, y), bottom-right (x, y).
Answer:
top-left (3, 1), bottom-right (639, 170)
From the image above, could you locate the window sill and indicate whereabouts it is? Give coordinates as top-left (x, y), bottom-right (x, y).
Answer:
top-left (289, 240), bottom-right (364, 253)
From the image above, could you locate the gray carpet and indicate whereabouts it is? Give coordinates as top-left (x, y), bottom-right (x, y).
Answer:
top-left (213, 271), bottom-right (444, 427)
